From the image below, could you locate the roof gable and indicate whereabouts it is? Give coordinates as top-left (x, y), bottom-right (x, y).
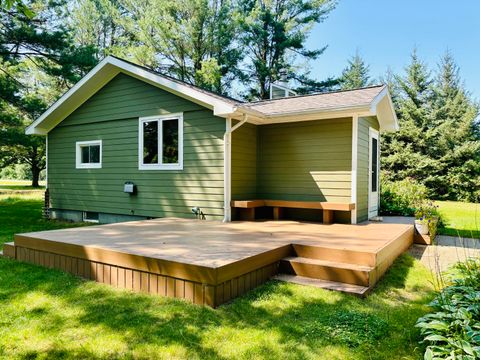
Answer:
top-left (27, 56), bottom-right (398, 135)
top-left (26, 56), bottom-right (237, 135)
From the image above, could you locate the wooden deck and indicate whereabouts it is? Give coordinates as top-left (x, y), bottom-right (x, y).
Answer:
top-left (6, 218), bottom-right (414, 307)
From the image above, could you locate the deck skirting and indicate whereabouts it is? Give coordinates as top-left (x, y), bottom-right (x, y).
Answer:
top-left (15, 246), bottom-right (279, 307)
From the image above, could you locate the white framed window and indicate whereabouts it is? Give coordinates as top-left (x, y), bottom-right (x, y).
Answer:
top-left (138, 113), bottom-right (183, 170)
top-left (76, 140), bottom-right (102, 169)
top-left (83, 211), bottom-right (99, 223)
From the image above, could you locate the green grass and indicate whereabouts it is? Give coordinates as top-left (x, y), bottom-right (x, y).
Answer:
top-left (0, 193), bottom-right (87, 250)
top-left (0, 179), bottom-right (45, 191)
top-left (436, 201), bottom-right (480, 239)
top-left (0, 190), bottom-right (437, 359)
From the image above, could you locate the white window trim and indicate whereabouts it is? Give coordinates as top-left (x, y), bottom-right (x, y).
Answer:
top-left (83, 211), bottom-right (99, 223)
top-left (368, 127), bottom-right (380, 219)
top-left (138, 113), bottom-right (184, 170)
top-left (76, 140), bottom-right (102, 169)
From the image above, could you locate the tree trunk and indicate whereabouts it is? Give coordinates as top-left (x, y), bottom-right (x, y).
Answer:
top-left (31, 165), bottom-right (41, 188)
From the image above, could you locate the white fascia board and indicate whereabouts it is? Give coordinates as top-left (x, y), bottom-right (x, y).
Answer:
top-left (369, 87), bottom-right (399, 132)
top-left (248, 107), bottom-right (373, 125)
top-left (26, 56), bottom-right (237, 135)
top-left (26, 57), bottom-right (115, 135)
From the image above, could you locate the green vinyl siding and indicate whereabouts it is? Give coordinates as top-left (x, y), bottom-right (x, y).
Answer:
top-left (48, 73), bottom-right (226, 220)
top-left (356, 116), bottom-right (380, 223)
top-left (256, 118), bottom-right (352, 202)
top-left (231, 123), bottom-right (258, 199)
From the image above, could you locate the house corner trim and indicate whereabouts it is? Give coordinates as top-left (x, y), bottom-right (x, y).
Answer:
top-left (351, 115), bottom-right (359, 224)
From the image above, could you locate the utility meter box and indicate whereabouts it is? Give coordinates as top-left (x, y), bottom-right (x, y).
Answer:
top-left (124, 182), bottom-right (136, 194)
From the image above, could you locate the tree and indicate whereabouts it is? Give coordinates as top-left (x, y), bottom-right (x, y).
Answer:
top-left (0, 0), bottom-right (96, 186)
top-left (429, 51), bottom-right (480, 201)
top-left (381, 50), bottom-right (480, 202)
top-left (381, 50), bottom-right (438, 190)
top-left (0, 0), bottom-right (33, 17)
top-left (339, 51), bottom-right (372, 90)
top-left (70, 0), bottom-right (243, 95)
top-left (238, 0), bottom-right (336, 100)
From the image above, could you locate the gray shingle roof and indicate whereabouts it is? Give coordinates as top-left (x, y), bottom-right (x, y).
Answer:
top-left (240, 85), bottom-right (386, 116)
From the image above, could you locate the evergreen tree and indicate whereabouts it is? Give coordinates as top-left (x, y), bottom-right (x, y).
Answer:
top-left (382, 50), bottom-right (480, 202)
top-left (0, 0), bottom-right (96, 186)
top-left (430, 51), bottom-right (480, 201)
top-left (339, 52), bottom-right (371, 90)
top-left (238, 0), bottom-right (336, 100)
top-left (70, 0), bottom-right (243, 95)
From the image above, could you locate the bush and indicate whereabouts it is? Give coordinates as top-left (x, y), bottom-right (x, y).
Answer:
top-left (380, 177), bottom-right (429, 216)
top-left (416, 258), bottom-right (480, 359)
top-left (0, 164), bottom-right (45, 181)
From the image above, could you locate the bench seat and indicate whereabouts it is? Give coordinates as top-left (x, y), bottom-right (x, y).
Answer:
top-left (231, 200), bottom-right (355, 224)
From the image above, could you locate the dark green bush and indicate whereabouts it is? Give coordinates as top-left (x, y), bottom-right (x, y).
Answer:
top-left (416, 258), bottom-right (480, 359)
top-left (380, 177), bottom-right (428, 216)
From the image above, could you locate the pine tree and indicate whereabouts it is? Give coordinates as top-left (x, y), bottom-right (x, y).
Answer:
top-left (339, 52), bottom-right (371, 90)
top-left (0, 0), bottom-right (96, 186)
top-left (381, 50), bottom-right (480, 202)
top-left (238, 0), bottom-right (336, 99)
top-left (381, 50), bottom-right (438, 188)
top-left (70, 0), bottom-right (243, 95)
top-left (429, 52), bottom-right (480, 201)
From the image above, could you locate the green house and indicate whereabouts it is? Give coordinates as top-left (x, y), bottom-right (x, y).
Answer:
top-left (27, 56), bottom-right (398, 225)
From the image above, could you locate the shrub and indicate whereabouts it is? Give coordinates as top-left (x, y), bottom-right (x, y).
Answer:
top-left (416, 258), bottom-right (480, 359)
top-left (380, 177), bottom-right (429, 216)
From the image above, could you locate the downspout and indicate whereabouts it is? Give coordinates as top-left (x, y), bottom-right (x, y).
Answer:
top-left (223, 114), bottom-right (248, 222)
top-left (45, 136), bottom-right (48, 188)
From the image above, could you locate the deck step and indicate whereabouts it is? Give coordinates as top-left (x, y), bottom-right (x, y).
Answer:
top-left (273, 274), bottom-right (370, 296)
top-left (292, 243), bottom-right (376, 267)
top-left (280, 256), bottom-right (374, 286)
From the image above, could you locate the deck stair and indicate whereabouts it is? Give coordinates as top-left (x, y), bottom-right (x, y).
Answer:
top-left (273, 274), bottom-right (370, 296)
top-left (277, 244), bottom-right (379, 295)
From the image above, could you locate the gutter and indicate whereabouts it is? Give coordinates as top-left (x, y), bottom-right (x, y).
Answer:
top-left (223, 114), bottom-right (248, 222)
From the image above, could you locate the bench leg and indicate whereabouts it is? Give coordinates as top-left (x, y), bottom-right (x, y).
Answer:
top-left (273, 207), bottom-right (282, 220)
top-left (323, 210), bottom-right (334, 224)
top-left (243, 208), bottom-right (255, 221)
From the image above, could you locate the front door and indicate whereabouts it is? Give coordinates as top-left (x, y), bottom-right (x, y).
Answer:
top-left (368, 128), bottom-right (379, 219)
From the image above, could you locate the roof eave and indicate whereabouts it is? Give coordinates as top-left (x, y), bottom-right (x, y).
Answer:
top-left (370, 87), bottom-right (399, 132)
top-left (236, 104), bottom-right (373, 125)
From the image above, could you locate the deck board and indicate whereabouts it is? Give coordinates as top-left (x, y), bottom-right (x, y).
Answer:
top-left (15, 218), bottom-right (411, 267)
top-left (12, 218), bottom-right (413, 307)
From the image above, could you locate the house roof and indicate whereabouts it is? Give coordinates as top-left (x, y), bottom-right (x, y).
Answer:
top-left (242, 85), bottom-right (385, 115)
top-left (26, 56), bottom-right (398, 135)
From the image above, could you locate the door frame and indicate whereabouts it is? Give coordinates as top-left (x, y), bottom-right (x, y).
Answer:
top-left (368, 127), bottom-right (380, 219)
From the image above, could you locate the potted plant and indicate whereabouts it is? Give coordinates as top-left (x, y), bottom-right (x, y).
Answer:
top-left (414, 202), bottom-right (440, 236)
top-left (414, 217), bottom-right (430, 235)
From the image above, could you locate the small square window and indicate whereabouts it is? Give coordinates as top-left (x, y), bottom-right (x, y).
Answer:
top-left (76, 140), bottom-right (102, 169)
top-left (83, 211), bottom-right (99, 223)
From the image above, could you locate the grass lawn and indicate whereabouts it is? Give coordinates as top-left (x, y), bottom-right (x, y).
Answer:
top-left (0, 189), bottom-right (437, 359)
top-left (436, 201), bottom-right (480, 239)
top-left (0, 179), bottom-right (45, 191)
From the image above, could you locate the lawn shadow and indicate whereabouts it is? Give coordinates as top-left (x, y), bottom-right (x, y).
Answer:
top-left (0, 253), bottom-right (434, 359)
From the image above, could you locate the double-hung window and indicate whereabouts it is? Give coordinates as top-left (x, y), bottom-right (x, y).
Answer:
top-left (139, 113), bottom-right (183, 170)
top-left (76, 140), bottom-right (102, 169)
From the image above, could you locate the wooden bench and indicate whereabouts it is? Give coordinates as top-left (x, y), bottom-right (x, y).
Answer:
top-left (231, 200), bottom-right (355, 224)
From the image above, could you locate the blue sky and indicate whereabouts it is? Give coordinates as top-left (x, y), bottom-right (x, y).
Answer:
top-left (307, 0), bottom-right (480, 99)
